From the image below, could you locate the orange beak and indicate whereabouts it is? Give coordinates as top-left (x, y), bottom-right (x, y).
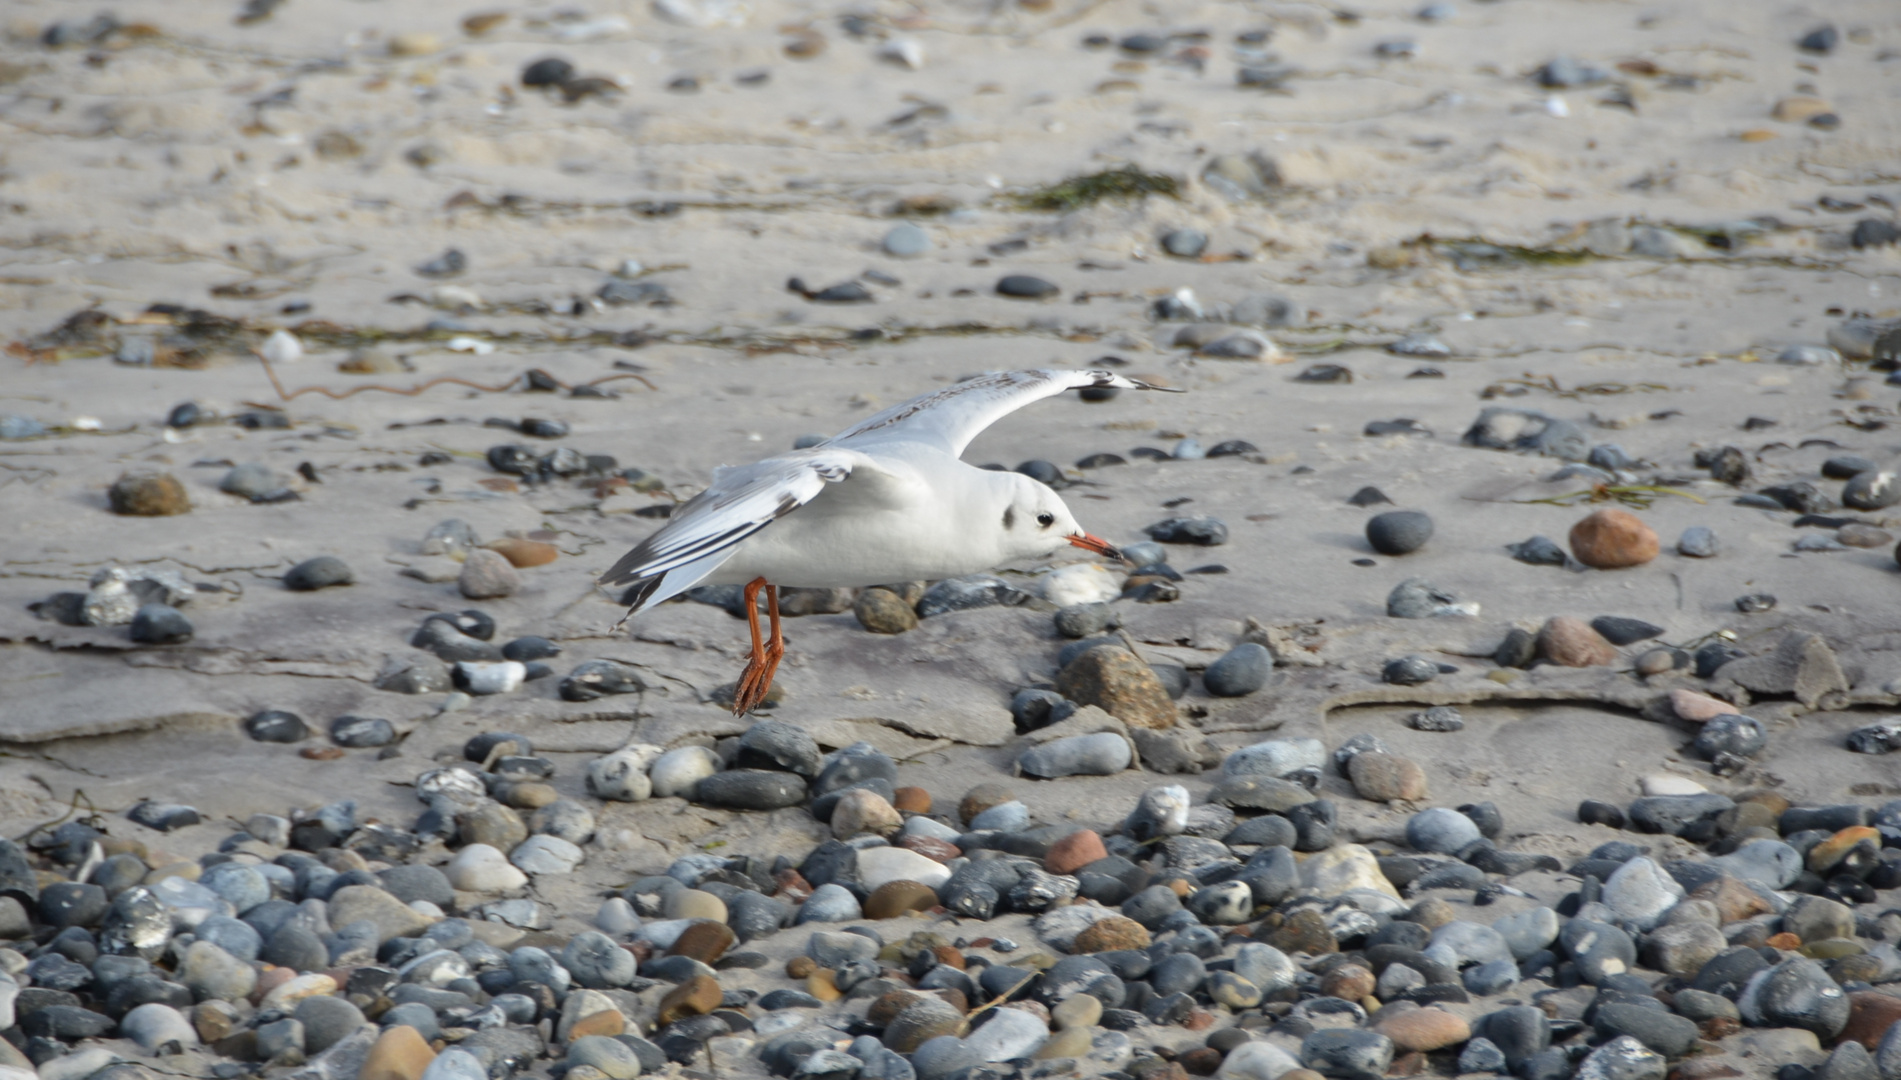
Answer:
top-left (1068, 532), bottom-right (1122, 561)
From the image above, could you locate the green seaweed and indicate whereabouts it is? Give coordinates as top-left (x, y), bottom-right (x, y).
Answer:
top-left (1008, 166), bottom-right (1181, 212)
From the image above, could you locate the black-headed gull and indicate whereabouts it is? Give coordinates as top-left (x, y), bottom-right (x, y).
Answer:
top-left (599, 368), bottom-right (1183, 714)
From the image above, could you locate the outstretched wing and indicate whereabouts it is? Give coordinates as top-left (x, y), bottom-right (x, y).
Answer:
top-left (828, 369), bottom-right (1183, 458)
top-left (599, 447), bottom-right (872, 614)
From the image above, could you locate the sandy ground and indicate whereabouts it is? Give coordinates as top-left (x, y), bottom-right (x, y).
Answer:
top-left (2, 0), bottom-right (1901, 990)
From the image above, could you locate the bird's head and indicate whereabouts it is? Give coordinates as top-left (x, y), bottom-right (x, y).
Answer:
top-left (995, 472), bottom-right (1121, 564)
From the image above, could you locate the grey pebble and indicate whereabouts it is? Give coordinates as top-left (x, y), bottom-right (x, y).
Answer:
top-left (996, 275), bottom-right (1058, 299)
top-left (1386, 577), bottom-right (1467, 618)
top-left (1365, 510), bottom-right (1432, 555)
top-left (129, 603), bottom-right (193, 644)
top-left (1054, 602), bottom-right (1118, 639)
top-left (1382, 655), bottom-right (1438, 685)
top-left (1019, 732), bottom-right (1131, 778)
top-left (1409, 706), bottom-right (1464, 732)
top-left (330, 715), bottom-right (395, 748)
top-left (284, 556), bottom-right (354, 591)
top-left (220, 463), bottom-right (291, 502)
top-left (1695, 714), bottom-right (1766, 759)
top-left (1507, 536), bottom-right (1568, 565)
top-left (1677, 527), bottom-right (1718, 557)
top-left (1387, 333), bottom-right (1450, 357)
top-left (244, 710), bottom-right (308, 743)
top-left (1202, 643), bottom-right (1270, 696)
top-left (882, 223), bottom-right (930, 258)
top-left (1144, 516), bottom-right (1228, 545)
top-left (1161, 230), bottom-right (1208, 257)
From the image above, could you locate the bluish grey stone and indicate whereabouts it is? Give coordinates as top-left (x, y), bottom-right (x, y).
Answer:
top-left (969, 800), bottom-right (1028, 831)
top-left (1018, 732), bottom-right (1130, 778)
top-left (1366, 511), bottom-right (1433, 555)
top-left (795, 884), bottom-right (861, 924)
top-left (1463, 957), bottom-right (1517, 995)
top-left (1560, 918), bottom-right (1637, 985)
top-left (1677, 527), bottom-right (1718, 558)
top-left (195, 915), bottom-right (261, 962)
top-left (1203, 643), bottom-right (1270, 696)
top-left (562, 930), bottom-right (635, 988)
top-left (1695, 714), bottom-right (1765, 759)
top-left (1407, 807), bottom-right (1481, 854)
top-left (882, 223), bottom-right (930, 258)
top-left (1508, 535), bottom-right (1568, 565)
top-left (1386, 577), bottom-right (1467, 618)
top-left (1738, 957), bottom-right (1850, 1038)
top-left (284, 556), bottom-right (355, 590)
top-left (1383, 655), bottom-right (1438, 685)
top-left (129, 603), bottom-right (193, 644)
top-left (911, 1036), bottom-right (978, 1080)
top-left (1301, 1028), bottom-right (1394, 1080)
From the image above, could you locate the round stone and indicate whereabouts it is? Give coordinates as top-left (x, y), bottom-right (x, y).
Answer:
top-left (1677, 526), bottom-right (1718, 557)
top-left (1203, 643), bottom-right (1271, 697)
top-left (1018, 732), bottom-right (1131, 777)
top-left (1407, 807), bottom-right (1480, 854)
top-left (1161, 229), bottom-right (1208, 258)
top-left (129, 603), bottom-right (193, 644)
top-left (648, 746), bottom-right (719, 799)
top-left (1348, 752), bottom-right (1428, 802)
top-left (1569, 509), bottom-right (1659, 568)
top-left (882, 223), bottom-right (931, 258)
top-left (854, 588), bottom-right (918, 634)
top-left (996, 275), bottom-right (1059, 299)
top-left (864, 881), bottom-right (939, 919)
top-left (284, 556), bottom-right (354, 590)
top-left (1366, 511), bottom-right (1433, 555)
top-left (245, 710), bottom-right (309, 743)
top-left (458, 549), bottom-right (521, 599)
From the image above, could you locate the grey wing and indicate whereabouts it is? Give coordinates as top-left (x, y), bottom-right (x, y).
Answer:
top-left (598, 448), bottom-right (860, 613)
top-left (827, 369), bottom-right (1182, 458)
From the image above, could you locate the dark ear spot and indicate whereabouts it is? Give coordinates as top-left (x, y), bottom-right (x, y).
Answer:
top-left (1002, 506), bottom-right (1016, 530)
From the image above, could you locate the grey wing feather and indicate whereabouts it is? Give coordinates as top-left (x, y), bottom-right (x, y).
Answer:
top-left (828, 368), bottom-right (1181, 457)
top-left (597, 450), bottom-right (854, 597)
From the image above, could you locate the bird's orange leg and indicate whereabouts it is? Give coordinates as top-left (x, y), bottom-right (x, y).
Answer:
top-left (731, 578), bottom-right (786, 715)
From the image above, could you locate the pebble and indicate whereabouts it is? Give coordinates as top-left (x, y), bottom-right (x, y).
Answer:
top-left (1695, 713), bottom-right (1766, 758)
top-left (649, 746), bottom-right (720, 798)
top-left (111, 475), bottom-right (188, 517)
top-left (221, 463), bottom-right (291, 502)
top-left (1508, 535), bottom-right (1568, 565)
top-left (129, 603), bottom-right (193, 644)
top-left (883, 223), bottom-right (931, 258)
top-left (1678, 526), bottom-right (1718, 557)
top-left (1056, 647), bottom-right (1176, 729)
top-left (1591, 616), bottom-right (1662, 646)
top-left (1406, 807), bottom-right (1481, 854)
top-left (1161, 229), bottom-right (1208, 258)
top-left (1382, 655), bottom-right (1439, 685)
top-left (1844, 470), bottom-right (1900, 510)
top-left (1348, 751), bottom-right (1428, 802)
top-left (996, 275), bottom-right (1059, 299)
top-left (1365, 510), bottom-right (1433, 555)
top-left (854, 588), bottom-right (918, 634)
top-left (458, 549), bottom-right (522, 599)
top-left (1388, 333), bottom-right (1451, 356)
top-left (445, 844), bottom-right (528, 892)
top-left (697, 770), bottom-right (809, 810)
top-left (1538, 616), bottom-right (1618, 667)
top-left (1409, 706), bottom-right (1464, 732)
top-left (1019, 732), bottom-right (1131, 777)
top-left (1144, 516), bottom-right (1228, 545)
top-left (1386, 577), bottom-right (1474, 618)
top-left (454, 660), bottom-right (525, 695)
top-left (1202, 643), bottom-right (1270, 696)
top-left (1570, 508), bottom-right (1659, 568)
top-left (284, 556), bottom-right (354, 590)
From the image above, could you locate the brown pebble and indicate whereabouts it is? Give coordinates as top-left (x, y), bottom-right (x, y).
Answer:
top-left (773, 869), bottom-right (814, 903)
top-left (1537, 616), bottom-right (1618, 667)
top-left (1320, 964), bottom-right (1375, 1001)
top-left (485, 538), bottom-right (558, 567)
top-left (669, 920), bottom-right (735, 964)
top-left (359, 1022), bottom-right (436, 1080)
top-left (656, 974), bottom-right (720, 1024)
top-left (300, 746), bottom-right (346, 761)
top-left (1568, 508), bottom-right (1659, 568)
top-left (1178, 1047), bottom-right (1223, 1075)
top-left (1841, 990), bottom-right (1901, 1049)
top-left (785, 955), bottom-right (817, 979)
top-left (931, 945), bottom-right (965, 970)
top-left (1346, 751), bottom-right (1427, 802)
top-left (1043, 829), bottom-right (1108, 875)
top-left (868, 989), bottom-right (928, 1028)
top-left (1407, 898), bottom-right (1455, 929)
top-left (892, 787), bottom-right (931, 813)
top-left (458, 548), bottom-right (522, 599)
top-left (806, 969), bottom-right (842, 1002)
top-left (1765, 932), bottom-right (1801, 951)
top-left (1372, 1005), bottom-right (1471, 1051)
top-left (832, 788), bottom-right (904, 839)
top-left (1808, 826), bottom-right (1879, 875)
top-left (1073, 915), bottom-right (1152, 953)
top-left (109, 472), bottom-right (191, 516)
top-left (1635, 648), bottom-right (1676, 676)
top-left (564, 1009), bottom-right (624, 1039)
top-left (863, 880), bottom-right (939, 919)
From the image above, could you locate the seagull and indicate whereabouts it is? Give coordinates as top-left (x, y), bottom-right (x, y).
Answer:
top-left (599, 369), bottom-right (1184, 714)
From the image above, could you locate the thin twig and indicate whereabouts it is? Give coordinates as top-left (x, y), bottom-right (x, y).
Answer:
top-left (253, 349), bottom-right (659, 400)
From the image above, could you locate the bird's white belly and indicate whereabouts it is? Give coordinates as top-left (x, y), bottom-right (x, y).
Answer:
top-left (700, 504), bottom-right (1000, 588)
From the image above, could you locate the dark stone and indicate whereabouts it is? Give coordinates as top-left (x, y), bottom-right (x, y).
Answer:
top-left (244, 710), bottom-right (308, 743)
top-left (128, 604), bottom-right (192, 644)
top-left (1365, 511), bottom-right (1432, 555)
top-left (996, 275), bottom-right (1059, 299)
top-left (521, 57), bottom-right (575, 86)
top-left (1144, 517), bottom-right (1228, 546)
top-left (1348, 486), bottom-right (1392, 507)
top-left (330, 715), bottom-right (396, 748)
top-left (284, 556), bottom-right (354, 590)
top-left (695, 771), bottom-right (807, 810)
top-left (1591, 616), bottom-right (1663, 646)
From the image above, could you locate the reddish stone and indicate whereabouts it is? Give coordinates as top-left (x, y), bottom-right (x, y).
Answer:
top-left (1387, 1051), bottom-right (1427, 1077)
top-left (1841, 991), bottom-right (1901, 1049)
top-left (773, 869), bottom-right (814, 902)
top-left (669, 920), bottom-right (735, 964)
top-left (892, 787), bottom-right (931, 814)
top-left (896, 834), bottom-right (961, 863)
top-left (1699, 1017), bottom-right (1740, 1041)
top-left (785, 956), bottom-right (817, 979)
top-left (932, 946), bottom-right (965, 970)
top-left (1765, 932), bottom-right (1801, 951)
top-left (1044, 830), bottom-right (1108, 875)
top-left (1182, 1009), bottom-right (1214, 1031)
top-left (1178, 1048), bottom-right (1223, 1076)
top-left (1569, 508), bottom-right (1659, 569)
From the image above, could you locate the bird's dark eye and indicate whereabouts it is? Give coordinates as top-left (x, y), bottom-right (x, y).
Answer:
top-left (1036, 512), bottom-right (1055, 527)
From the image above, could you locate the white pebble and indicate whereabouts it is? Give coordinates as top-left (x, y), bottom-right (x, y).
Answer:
top-left (1640, 774), bottom-right (1707, 796)
top-left (261, 328), bottom-right (303, 365)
